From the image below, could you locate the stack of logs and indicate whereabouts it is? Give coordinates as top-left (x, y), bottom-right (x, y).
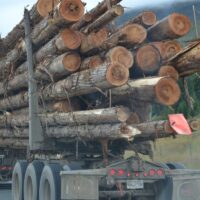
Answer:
top-left (0, 0), bottom-right (199, 158)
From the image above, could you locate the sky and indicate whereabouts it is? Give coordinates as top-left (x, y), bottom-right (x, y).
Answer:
top-left (0, 0), bottom-right (183, 37)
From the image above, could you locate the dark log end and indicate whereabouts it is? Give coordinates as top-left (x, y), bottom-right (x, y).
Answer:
top-left (135, 44), bottom-right (161, 73)
top-left (61, 28), bottom-right (82, 49)
top-left (158, 65), bottom-right (179, 81)
top-left (36, 0), bottom-right (59, 17)
top-left (142, 11), bottom-right (157, 27)
top-left (59, 0), bottom-right (85, 21)
top-left (163, 40), bottom-right (182, 60)
top-left (155, 77), bottom-right (181, 106)
top-left (121, 24), bottom-right (147, 45)
top-left (126, 112), bottom-right (140, 125)
top-left (63, 53), bottom-right (81, 72)
top-left (107, 46), bottom-right (134, 69)
top-left (106, 62), bottom-right (129, 86)
top-left (190, 120), bottom-right (200, 131)
top-left (169, 13), bottom-right (191, 37)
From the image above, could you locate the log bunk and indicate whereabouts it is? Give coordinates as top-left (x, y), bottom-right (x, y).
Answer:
top-left (0, 0), bottom-right (199, 160)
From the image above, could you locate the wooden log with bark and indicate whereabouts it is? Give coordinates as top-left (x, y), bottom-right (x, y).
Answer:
top-left (83, 5), bottom-right (124, 33)
top-left (72, 0), bottom-right (122, 31)
top-left (0, 52), bottom-right (81, 95)
top-left (152, 40), bottom-right (182, 60)
top-left (133, 44), bottom-right (161, 75)
top-left (123, 11), bottom-right (157, 28)
top-left (15, 28), bottom-right (82, 76)
top-left (158, 65), bottom-right (179, 81)
top-left (0, 0), bottom-right (84, 80)
top-left (0, 62), bottom-right (129, 111)
top-left (111, 77), bottom-right (181, 106)
top-left (0, 106), bottom-right (131, 128)
top-left (148, 13), bottom-right (191, 41)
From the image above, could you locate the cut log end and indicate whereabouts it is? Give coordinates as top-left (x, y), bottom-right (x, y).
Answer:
top-left (63, 53), bottom-right (81, 72)
top-left (90, 28), bottom-right (109, 47)
top-left (116, 106), bottom-right (131, 122)
top-left (61, 28), bottom-right (82, 50)
top-left (155, 78), bottom-right (181, 106)
top-left (158, 65), bottom-right (179, 81)
top-left (163, 40), bottom-right (182, 60)
top-left (106, 63), bottom-right (129, 86)
top-left (189, 120), bottom-right (200, 131)
top-left (141, 11), bottom-right (157, 27)
top-left (169, 13), bottom-right (191, 37)
top-left (53, 100), bottom-right (80, 112)
top-left (113, 5), bottom-right (124, 16)
top-left (135, 44), bottom-right (161, 73)
top-left (121, 24), bottom-right (147, 45)
top-left (36, 0), bottom-right (59, 17)
top-left (59, 0), bottom-right (85, 21)
top-left (126, 112), bottom-right (140, 125)
top-left (107, 46), bottom-right (134, 69)
top-left (87, 56), bottom-right (103, 69)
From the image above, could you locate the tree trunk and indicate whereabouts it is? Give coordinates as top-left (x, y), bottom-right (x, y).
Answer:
top-left (111, 77), bottom-right (181, 106)
top-left (158, 65), bottom-right (179, 81)
top-left (0, 62), bottom-right (129, 111)
top-left (106, 46), bottom-right (134, 69)
top-left (133, 44), bottom-right (161, 75)
top-left (0, 123), bottom-right (140, 141)
top-left (152, 40), bottom-right (182, 60)
top-left (1, 4), bottom-right (42, 56)
top-left (83, 5), bottom-right (124, 33)
top-left (0, 52), bottom-right (81, 95)
top-left (15, 28), bottom-right (82, 76)
top-left (0, 1), bottom-right (84, 80)
top-left (148, 13), bottom-right (191, 41)
top-left (0, 106), bottom-right (131, 128)
top-left (123, 11), bottom-right (157, 28)
top-left (71, 0), bottom-right (122, 31)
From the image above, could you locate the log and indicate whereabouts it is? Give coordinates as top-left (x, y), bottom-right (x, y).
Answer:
top-left (152, 40), bottom-right (182, 60)
top-left (189, 119), bottom-right (200, 131)
top-left (0, 124), bottom-right (140, 141)
top-left (134, 44), bottom-right (161, 75)
top-left (171, 43), bottom-right (200, 74)
top-left (36, 0), bottom-right (59, 17)
top-left (1, 4), bottom-right (42, 55)
top-left (148, 13), bottom-right (191, 41)
top-left (83, 5), bottom-right (124, 33)
top-left (0, 138), bottom-right (28, 149)
top-left (71, 0), bottom-right (122, 31)
top-left (81, 24), bottom-right (147, 54)
top-left (106, 46), bottom-right (134, 69)
top-left (0, 106), bottom-right (131, 128)
top-left (158, 65), bottom-right (179, 81)
top-left (124, 11), bottom-right (157, 28)
top-left (126, 112), bottom-right (140, 125)
top-left (15, 28), bottom-right (82, 75)
top-left (80, 55), bottom-right (104, 71)
top-left (0, 0), bottom-right (84, 80)
top-left (80, 28), bottom-right (109, 54)
top-left (0, 52), bottom-right (81, 95)
top-left (0, 62), bottom-right (129, 111)
top-left (111, 77), bottom-right (181, 106)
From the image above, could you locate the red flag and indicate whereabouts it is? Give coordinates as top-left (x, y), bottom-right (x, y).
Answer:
top-left (168, 114), bottom-right (192, 135)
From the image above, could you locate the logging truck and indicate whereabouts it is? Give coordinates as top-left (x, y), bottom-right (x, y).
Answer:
top-left (0, 0), bottom-right (200, 199)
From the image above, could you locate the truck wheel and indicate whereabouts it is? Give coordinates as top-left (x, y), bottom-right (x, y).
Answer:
top-left (12, 161), bottom-right (27, 200)
top-left (39, 163), bottom-right (62, 200)
top-left (24, 161), bottom-right (44, 200)
top-left (166, 162), bottom-right (185, 169)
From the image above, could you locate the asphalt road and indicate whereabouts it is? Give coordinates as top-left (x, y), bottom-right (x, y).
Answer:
top-left (0, 183), bottom-right (12, 200)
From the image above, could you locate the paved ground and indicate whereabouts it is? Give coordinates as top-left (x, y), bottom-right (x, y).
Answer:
top-left (0, 182), bottom-right (12, 200)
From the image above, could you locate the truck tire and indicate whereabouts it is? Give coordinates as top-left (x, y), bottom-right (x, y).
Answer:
top-left (39, 163), bottom-right (62, 200)
top-left (12, 161), bottom-right (27, 200)
top-left (24, 161), bottom-right (44, 200)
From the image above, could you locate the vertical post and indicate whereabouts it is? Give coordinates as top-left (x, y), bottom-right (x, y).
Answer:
top-left (193, 5), bottom-right (199, 38)
top-left (24, 8), bottom-right (45, 151)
